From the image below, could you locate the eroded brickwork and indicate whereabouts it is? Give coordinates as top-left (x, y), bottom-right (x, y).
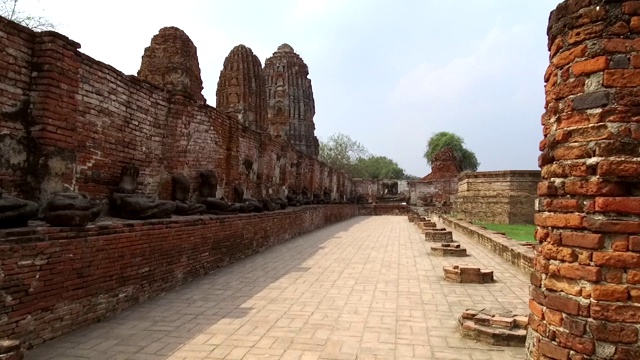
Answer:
top-left (407, 149), bottom-right (459, 208)
top-left (264, 44), bottom-right (319, 157)
top-left (0, 19), bottom-right (351, 202)
top-left (529, 1), bottom-right (640, 358)
top-left (137, 27), bottom-right (205, 104)
top-left (216, 45), bottom-right (267, 132)
top-left (455, 171), bottom-right (540, 224)
top-left (0, 205), bottom-right (358, 349)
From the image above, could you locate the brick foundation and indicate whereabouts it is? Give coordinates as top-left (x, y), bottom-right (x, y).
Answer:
top-left (529, 1), bottom-right (640, 358)
top-left (438, 215), bottom-right (534, 275)
top-left (424, 230), bottom-right (454, 242)
top-left (444, 265), bottom-right (494, 284)
top-left (0, 18), bottom-right (352, 204)
top-left (431, 243), bottom-right (468, 257)
top-left (357, 204), bottom-right (411, 216)
top-left (0, 205), bottom-right (357, 349)
top-left (0, 340), bottom-right (23, 360)
top-left (454, 171), bottom-right (540, 225)
top-left (460, 309), bottom-right (528, 347)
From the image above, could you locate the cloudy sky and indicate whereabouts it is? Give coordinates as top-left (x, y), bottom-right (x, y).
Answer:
top-left (18, 0), bottom-right (561, 177)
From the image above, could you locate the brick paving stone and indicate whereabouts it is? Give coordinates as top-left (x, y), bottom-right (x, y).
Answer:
top-left (25, 216), bottom-right (528, 360)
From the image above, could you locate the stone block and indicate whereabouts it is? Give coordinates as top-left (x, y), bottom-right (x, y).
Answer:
top-left (0, 340), bottom-right (23, 360)
top-left (458, 310), bottom-right (528, 347)
top-left (425, 230), bottom-right (454, 242)
top-left (431, 244), bottom-right (468, 257)
top-left (443, 265), bottom-right (495, 284)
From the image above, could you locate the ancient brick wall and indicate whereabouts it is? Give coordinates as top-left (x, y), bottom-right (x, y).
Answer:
top-left (0, 19), bottom-right (352, 202)
top-left (408, 179), bottom-right (457, 207)
top-left (0, 205), bottom-right (358, 349)
top-left (528, 1), bottom-right (640, 359)
top-left (454, 171), bottom-right (540, 224)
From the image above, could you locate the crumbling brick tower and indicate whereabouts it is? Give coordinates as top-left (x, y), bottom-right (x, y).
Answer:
top-left (264, 44), bottom-right (319, 157)
top-left (216, 45), bottom-right (268, 132)
top-left (137, 27), bottom-right (205, 104)
top-left (529, 1), bottom-right (640, 359)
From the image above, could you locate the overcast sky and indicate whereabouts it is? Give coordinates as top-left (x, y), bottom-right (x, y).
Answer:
top-left (19, 0), bottom-right (561, 177)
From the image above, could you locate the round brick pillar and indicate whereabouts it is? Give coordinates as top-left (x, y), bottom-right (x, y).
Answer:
top-left (528, 1), bottom-right (640, 359)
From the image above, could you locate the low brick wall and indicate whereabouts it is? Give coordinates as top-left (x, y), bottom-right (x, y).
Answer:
top-left (454, 170), bottom-right (540, 224)
top-left (437, 215), bottom-right (534, 275)
top-left (0, 205), bottom-right (358, 349)
top-left (358, 204), bottom-right (411, 216)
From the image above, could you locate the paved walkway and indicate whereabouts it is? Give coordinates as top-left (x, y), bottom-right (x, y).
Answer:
top-left (26, 216), bottom-right (529, 360)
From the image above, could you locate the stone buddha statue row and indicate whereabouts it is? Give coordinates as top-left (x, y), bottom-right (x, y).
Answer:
top-left (0, 164), bottom-right (343, 229)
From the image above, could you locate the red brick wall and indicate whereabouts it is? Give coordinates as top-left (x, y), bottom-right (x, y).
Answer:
top-left (0, 17), bottom-right (352, 203)
top-left (358, 204), bottom-right (411, 216)
top-left (0, 205), bottom-right (358, 348)
top-left (529, 1), bottom-right (640, 359)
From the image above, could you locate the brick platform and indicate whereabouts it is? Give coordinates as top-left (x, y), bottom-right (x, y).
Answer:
top-left (443, 265), bottom-right (494, 284)
top-left (459, 309), bottom-right (528, 347)
top-left (0, 205), bottom-right (357, 348)
top-left (24, 216), bottom-right (529, 360)
top-left (431, 243), bottom-right (468, 257)
top-left (0, 340), bottom-right (23, 360)
top-left (424, 230), bottom-right (454, 242)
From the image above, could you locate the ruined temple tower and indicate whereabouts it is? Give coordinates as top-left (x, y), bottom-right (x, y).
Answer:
top-left (528, 0), bottom-right (640, 359)
top-left (264, 44), bottom-right (319, 157)
top-left (216, 45), bottom-right (268, 132)
top-left (137, 27), bottom-right (205, 104)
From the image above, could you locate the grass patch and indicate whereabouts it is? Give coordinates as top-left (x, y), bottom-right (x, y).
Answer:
top-left (474, 223), bottom-right (536, 243)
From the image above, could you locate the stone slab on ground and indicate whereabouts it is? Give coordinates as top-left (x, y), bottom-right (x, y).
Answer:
top-left (25, 216), bottom-right (528, 360)
top-left (458, 309), bottom-right (528, 347)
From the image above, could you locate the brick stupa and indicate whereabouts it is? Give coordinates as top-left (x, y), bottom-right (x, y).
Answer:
top-left (264, 44), bottom-right (319, 157)
top-left (216, 45), bottom-right (268, 132)
top-left (137, 27), bottom-right (205, 104)
top-left (422, 147), bottom-right (460, 181)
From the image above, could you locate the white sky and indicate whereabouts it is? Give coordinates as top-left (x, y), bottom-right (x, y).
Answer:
top-left (18, 0), bottom-right (562, 176)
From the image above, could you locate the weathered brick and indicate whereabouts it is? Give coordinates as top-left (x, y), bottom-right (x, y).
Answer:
top-left (561, 232), bottom-right (604, 250)
top-left (572, 90), bottom-right (610, 110)
top-left (563, 179), bottom-right (626, 196)
top-left (544, 275), bottom-right (582, 297)
top-left (584, 217), bottom-right (640, 234)
top-left (556, 330), bottom-right (595, 355)
top-left (593, 251), bottom-right (640, 268)
top-left (539, 339), bottom-right (570, 360)
top-left (556, 263), bottom-right (602, 282)
top-left (552, 45), bottom-right (588, 67)
top-left (572, 56), bottom-right (608, 76)
top-left (544, 292), bottom-right (581, 316)
top-left (540, 244), bottom-right (578, 262)
top-left (562, 315), bottom-right (586, 336)
top-left (591, 303), bottom-right (640, 323)
top-left (589, 321), bottom-right (638, 343)
top-left (592, 284), bottom-right (629, 302)
top-left (610, 54), bottom-right (630, 69)
top-left (595, 197), bottom-right (640, 215)
top-left (535, 213), bottom-right (585, 229)
top-left (604, 69), bottom-right (640, 87)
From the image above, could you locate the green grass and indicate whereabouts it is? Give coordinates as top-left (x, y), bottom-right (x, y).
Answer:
top-left (474, 223), bottom-right (536, 243)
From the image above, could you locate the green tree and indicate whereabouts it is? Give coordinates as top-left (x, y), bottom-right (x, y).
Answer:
top-left (1, 0), bottom-right (55, 30)
top-left (352, 156), bottom-right (405, 179)
top-left (319, 133), bottom-right (408, 179)
top-left (423, 131), bottom-right (480, 172)
top-left (318, 133), bottom-right (370, 174)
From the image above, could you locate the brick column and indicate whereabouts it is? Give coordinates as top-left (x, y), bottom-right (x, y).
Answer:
top-left (528, 1), bottom-right (640, 359)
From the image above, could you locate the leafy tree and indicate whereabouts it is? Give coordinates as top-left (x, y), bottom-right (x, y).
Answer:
top-left (1, 0), bottom-right (55, 30)
top-left (352, 156), bottom-right (405, 179)
top-left (319, 133), bottom-right (370, 174)
top-left (403, 174), bottom-right (421, 180)
top-left (319, 133), bottom-right (408, 179)
top-left (423, 131), bottom-right (480, 172)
